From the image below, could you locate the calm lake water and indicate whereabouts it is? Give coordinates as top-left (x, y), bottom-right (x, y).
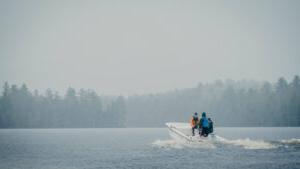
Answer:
top-left (0, 127), bottom-right (299, 169)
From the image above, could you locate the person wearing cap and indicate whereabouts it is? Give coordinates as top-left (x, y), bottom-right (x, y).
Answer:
top-left (200, 112), bottom-right (209, 137)
top-left (190, 112), bottom-right (199, 136)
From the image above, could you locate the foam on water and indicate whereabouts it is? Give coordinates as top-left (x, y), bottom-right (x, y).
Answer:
top-left (280, 138), bottom-right (300, 144)
top-left (214, 135), bottom-right (277, 149)
top-left (152, 139), bottom-right (184, 149)
top-left (152, 135), bottom-right (278, 150)
top-left (152, 136), bottom-right (216, 149)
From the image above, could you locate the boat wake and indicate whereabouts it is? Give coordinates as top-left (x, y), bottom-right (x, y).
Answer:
top-left (153, 122), bottom-right (300, 150)
top-left (152, 135), bottom-right (278, 150)
top-left (280, 138), bottom-right (300, 144)
top-left (214, 135), bottom-right (276, 149)
top-left (152, 136), bottom-right (300, 150)
top-left (152, 139), bottom-right (185, 149)
top-left (152, 136), bottom-right (216, 149)
top-left (152, 122), bottom-right (300, 149)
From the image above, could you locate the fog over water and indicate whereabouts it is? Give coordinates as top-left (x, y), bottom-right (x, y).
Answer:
top-left (0, 2), bottom-right (300, 169)
top-left (1, 0), bottom-right (300, 96)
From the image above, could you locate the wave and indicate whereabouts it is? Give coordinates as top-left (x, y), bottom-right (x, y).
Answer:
top-left (280, 138), bottom-right (300, 144)
top-left (152, 135), bottom-right (278, 150)
top-left (214, 135), bottom-right (277, 149)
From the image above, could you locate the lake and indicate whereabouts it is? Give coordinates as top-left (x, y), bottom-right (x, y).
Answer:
top-left (0, 127), bottom-right (299, 169)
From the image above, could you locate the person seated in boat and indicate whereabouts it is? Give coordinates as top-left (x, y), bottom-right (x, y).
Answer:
top-left (208, 118), bottom-right (213, 134)
top-left (199, 112), bottom-right (209, 137)
top-left (190, 112), bottom-right (199, 136)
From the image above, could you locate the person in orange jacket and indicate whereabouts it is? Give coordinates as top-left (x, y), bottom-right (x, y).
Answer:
top-left (190, 112), bottom-right (199, 136)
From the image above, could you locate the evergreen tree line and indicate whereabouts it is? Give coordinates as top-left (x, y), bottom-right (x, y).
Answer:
top-left (0, 84), bottom-right (126, 128)
top-left (0, 75), bottom-right (299, 128)
top-left (126, 75), bottom-right (300, 127)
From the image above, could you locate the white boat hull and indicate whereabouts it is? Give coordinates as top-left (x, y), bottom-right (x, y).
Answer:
top-left (166, 122), bottom-right (215, 142)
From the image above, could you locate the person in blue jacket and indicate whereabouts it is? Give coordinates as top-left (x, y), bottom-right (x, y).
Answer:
top-left (199, 112), bottom-right (209, 137)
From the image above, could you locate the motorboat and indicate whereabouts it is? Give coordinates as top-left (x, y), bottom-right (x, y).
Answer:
top-left (166, 122), bottom-right (215, 142)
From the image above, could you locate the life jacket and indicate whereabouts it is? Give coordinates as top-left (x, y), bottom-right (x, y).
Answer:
top-left (201, 117), bottom-right (209, 128)
top-left (190, 116), bottom-right (198, 127)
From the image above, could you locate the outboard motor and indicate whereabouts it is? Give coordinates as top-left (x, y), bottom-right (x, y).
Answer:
top-left (208, 118), bottom-right (213, 134)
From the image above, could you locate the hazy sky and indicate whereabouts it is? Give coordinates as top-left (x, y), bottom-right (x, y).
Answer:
top-left (0, 0), bottom-right (299, 95)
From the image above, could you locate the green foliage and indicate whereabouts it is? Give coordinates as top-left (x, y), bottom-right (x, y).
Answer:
top-left (0, 84), bottom-right (125, 128)
top-left (126, 75), bottom-right (300, 127)
top-left (0, 75), bottom-right (299, 128)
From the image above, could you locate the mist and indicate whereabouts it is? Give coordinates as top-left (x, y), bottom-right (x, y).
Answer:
top-left (0, 0), bottom-right (300, 128)
top-left (1, 0), bottom-right (299, 96)
top-left (0, 76), bottom-right (299, 127)
top-left (1, 2), bottom-right (300, 169)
